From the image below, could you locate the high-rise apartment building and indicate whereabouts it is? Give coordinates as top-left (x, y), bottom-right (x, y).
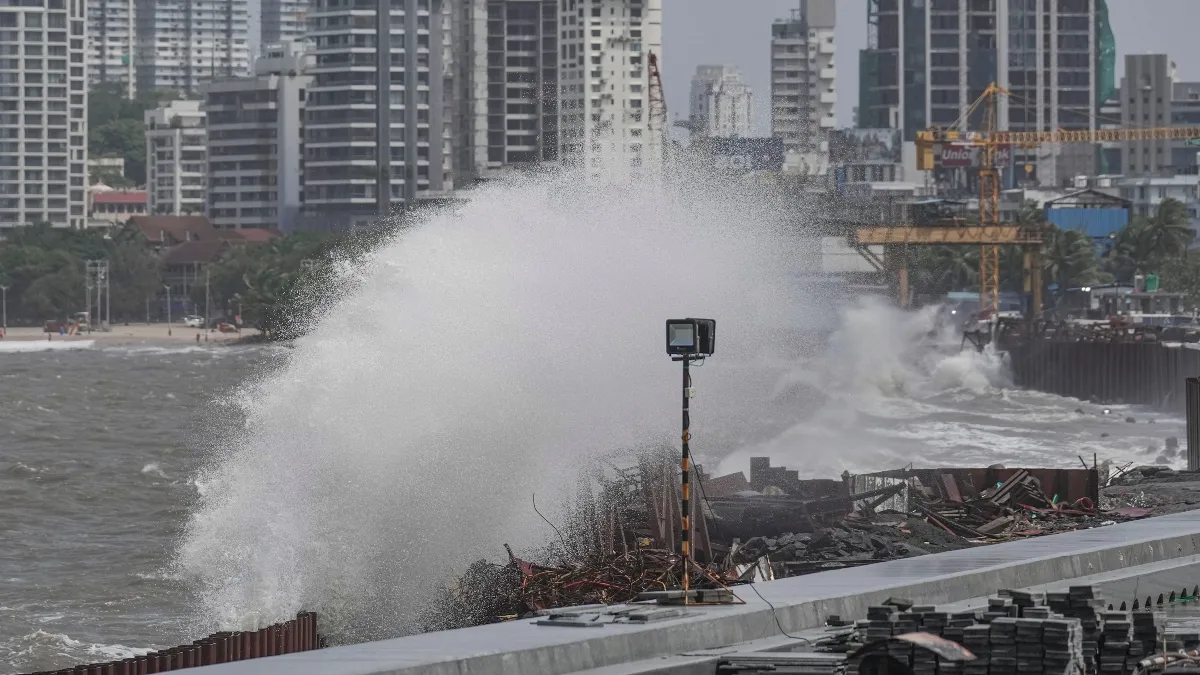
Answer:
top-left (145, 100), bottom-right (207, 215)
top-left (488, 1), bottom-right (558, 172)
top-left (0, 0), bottom-right (88, 229)
top-left (87, 0), bottom-right (135, 97)
top-left (858, 0), bottom-right (1116, 186)
top-left (451, 0), bottom-right (559, 183)
top-left (203, 43), bottom-right (309, 231)
top-left (688, 65), bottom-right (752, 139)
top-left (303, 0), bottom-right (453, 230)
top-left (261, 0), bottom-right (309, 50)
top-left (557, 0), bottom-right (663, 180)
top-left (1100, 54), bottom-right (1200, 176)
top-left (770, 0), bottom-right (836, 156)
top-left (134, 0), bottom-right (252, 96)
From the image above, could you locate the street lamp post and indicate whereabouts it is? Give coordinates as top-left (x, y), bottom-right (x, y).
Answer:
top-left (164, 284), bottom-right (172, 336)
top-left (204, 266), bottom-right (210, 337)
top-left (0, 285), bottom-right (7, 336)
top-left (664, 318), bottom-right (716, 603)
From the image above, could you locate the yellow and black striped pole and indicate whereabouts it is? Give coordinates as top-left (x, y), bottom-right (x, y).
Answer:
top-left (681, 355), bottom-right (692, 603)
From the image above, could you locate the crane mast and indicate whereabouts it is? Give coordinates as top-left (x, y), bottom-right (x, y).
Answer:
top-left (915, 83), bottom-right (1200, 319)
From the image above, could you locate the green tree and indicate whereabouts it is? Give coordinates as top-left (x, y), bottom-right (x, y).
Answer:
top-left (1139, 197), bottom-right (1193, 259)
top-left (194, 232), bottom-right (344, 335)
top-left (18, 252), bottom-right (82, 319)
top-left (89, 169), bottom-right (136, 189)
top-left (910, 245), bottom-right (978, 296)
top-left (87, 84), bottom-right (182, 186)
top-left (1104, 198), bottom-right (1195, 281)
top-left (1043, 227), bottom-right (1103, 291)
top-left (89, 118), bottom-right (147, 185)
top-left (0, 223), bottom-right (162, 323)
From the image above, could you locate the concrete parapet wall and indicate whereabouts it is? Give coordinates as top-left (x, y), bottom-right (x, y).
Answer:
top-left (191, 511), bottom-right (1200, 675)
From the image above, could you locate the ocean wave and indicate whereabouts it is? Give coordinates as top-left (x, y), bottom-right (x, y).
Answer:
top-left (140, 463), bottom-right (169, 479)
top-left (104, 345), bottom-right (233, 356)
top-left (3, 462), bottom-right (69, 483)
top-left (0, 340), bottom-right (95, 353)
top-left (0, 629), bottom-right (152, 673)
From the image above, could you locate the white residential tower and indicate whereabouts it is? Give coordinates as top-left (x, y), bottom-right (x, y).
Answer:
top-left (0, 0), bottom-right (89, 229)
top-left (557, 0), bottom-right (663, 180)
top-left (688, 65), bottom-right (752, 138)
top-left (145, 100), bottom-right (207, 216)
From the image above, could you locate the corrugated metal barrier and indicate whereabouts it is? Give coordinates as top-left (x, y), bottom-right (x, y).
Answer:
top-left (1003, 341), bottom-right (1200, 410)
top-left (23, 612), bottom-right (324, 675)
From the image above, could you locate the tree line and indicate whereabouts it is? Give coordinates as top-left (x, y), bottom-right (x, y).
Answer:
top-left (0, 223), bottom-right (390, 335)
top-left (907, 198), bottom-right (1200, 308)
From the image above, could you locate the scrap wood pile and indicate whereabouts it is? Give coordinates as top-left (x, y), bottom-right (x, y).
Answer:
top-left (426, 457), bottom-right (1161, 630)
top-left (427, 546), bottom-right (726, 628)
top-left (726, 520), bottom-right (961, 578)
top-left (505, 548), bottom-right (712, 613)
top-left (908, 469), bottom-right (1117, 539)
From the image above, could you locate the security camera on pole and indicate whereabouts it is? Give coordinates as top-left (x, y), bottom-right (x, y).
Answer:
top-left (664, 318), bottom-right (715, 603)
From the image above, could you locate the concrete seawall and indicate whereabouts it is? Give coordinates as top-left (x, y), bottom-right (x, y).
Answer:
top-left (190, 510), bottom-right (1200, 675)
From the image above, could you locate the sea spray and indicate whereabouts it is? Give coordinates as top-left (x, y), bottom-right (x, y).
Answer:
top-left (716, 297), bottom-right (1013, 479)
top-left (175, 174), bottom-right (831, 642)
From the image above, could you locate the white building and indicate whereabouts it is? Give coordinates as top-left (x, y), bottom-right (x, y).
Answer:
top-left (203, 43), bottom-right (309, 231)
top-left (770, 0), bottom-right (835, 157)
top-left (302, 0), bottom-right (453, 230)
top-left (145, 100), bottom-right (207, 216)
top-left (1117, 174), bottom-right (1200, 225)
top-left (87, 0), bottom-right (135, 97)
top-left (134, 0), bottom-right (251, 96)
top-left (0, 0), bottom-right (88, 229)
top-left (688, 66), bottom-right (752, 139)
top-left (557, 0), bottom-right (663, 181)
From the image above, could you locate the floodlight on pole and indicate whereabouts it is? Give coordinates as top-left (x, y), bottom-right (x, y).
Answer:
top-left (664, 318), bottom-right (715, 603)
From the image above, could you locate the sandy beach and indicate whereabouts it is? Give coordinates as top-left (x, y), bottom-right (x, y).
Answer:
top-left (0, 323), bottom-right (260, 347)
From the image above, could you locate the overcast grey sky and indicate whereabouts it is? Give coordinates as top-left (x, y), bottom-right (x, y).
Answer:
top-left (662, 0), bottom-right (1200, 135)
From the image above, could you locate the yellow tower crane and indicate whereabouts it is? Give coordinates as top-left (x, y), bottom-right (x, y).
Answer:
top-left (916, 83), bottom-right (1200, 317)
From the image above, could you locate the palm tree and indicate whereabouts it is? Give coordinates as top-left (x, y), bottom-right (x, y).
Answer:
top-left (1043, 228), bottom-right (1102, 291)
top-left (1140, 197), bottom-right (1193, 259)
top-left (911, 246), bottom-right (978, 295)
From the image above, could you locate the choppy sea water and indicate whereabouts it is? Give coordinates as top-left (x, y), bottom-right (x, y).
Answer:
top-left (0, 343), bottom-right (275, 673)
top-left (0, 331), bottom-right (1185, 674)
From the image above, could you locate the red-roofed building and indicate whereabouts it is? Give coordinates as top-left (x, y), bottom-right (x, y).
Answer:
top-left (214, 227), bottom-right (284, 244)
top-left (89, 190), bottom-right (148, 225)
top-left (127, 215), bottom-right (281, 317)
top-left (129, 215), bottom-right (221, 252)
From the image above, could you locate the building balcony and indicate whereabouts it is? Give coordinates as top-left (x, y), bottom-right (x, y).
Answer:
top-left (819, 67), bottom-right (836, 80)
top-left (819, 41), bottom-right (835, 54)
top-left (819, 115), bottom-right (836, 128)
top-left (820, 91), bottom-right (836, 104)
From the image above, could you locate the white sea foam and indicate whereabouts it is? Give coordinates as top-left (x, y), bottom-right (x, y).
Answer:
top-left (0, 340), bottom-right (95, 353)
top-left (0, 629), bottom-right (151, 672)
top-left (175, 174), bottom-right (836, 642)
top-left (172, 171), bottom-right (1187, 647)
top-left (140, 463), bottom-right (168, 479)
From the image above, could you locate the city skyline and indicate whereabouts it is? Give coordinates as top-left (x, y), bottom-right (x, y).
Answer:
top-left (662, 0), bottom-right (1200, 135)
